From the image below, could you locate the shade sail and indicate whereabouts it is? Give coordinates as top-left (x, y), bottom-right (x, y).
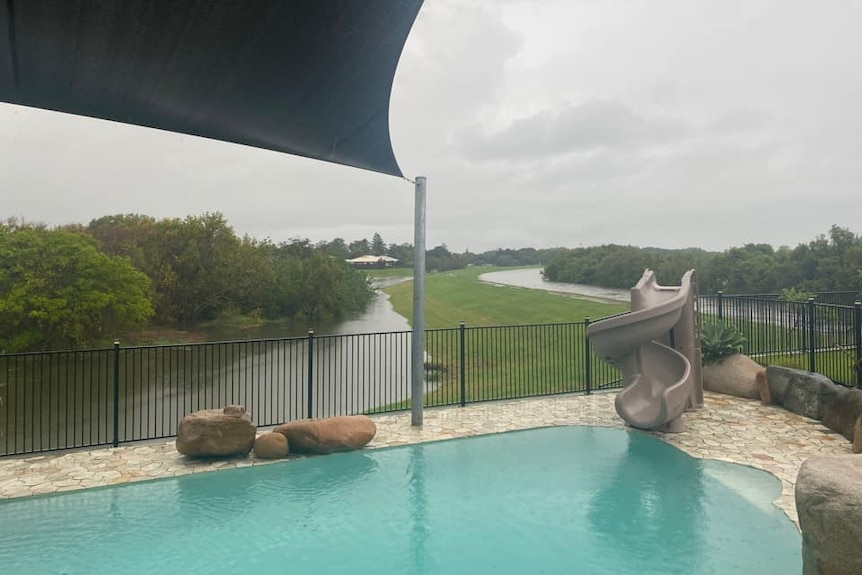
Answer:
top-left (0, 0), bottom-right (423, 177)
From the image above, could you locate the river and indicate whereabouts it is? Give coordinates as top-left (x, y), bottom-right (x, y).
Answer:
top-left (1, 272), bottom-right (628, 455)
top-left (478, 268), bottom-right (629, 303)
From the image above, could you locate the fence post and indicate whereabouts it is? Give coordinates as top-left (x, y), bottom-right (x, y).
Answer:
top-left (584, 317), bottom-right (592, 395)
top-left (112, 340), bottom-right (120, 448)
top-left (807, 298), bottom-right (816, 373)
top-left (717, 291), bottom-right (723, 320)
top-left (855, 301), bottom-right (862, 389)
top-left (307, 329), bottom-right (314, 418)
top-left (459, 321), bottom-right (466, 407)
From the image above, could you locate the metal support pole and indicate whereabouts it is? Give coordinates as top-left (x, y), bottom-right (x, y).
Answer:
top-left (411, 176), bottom-right (427, 426)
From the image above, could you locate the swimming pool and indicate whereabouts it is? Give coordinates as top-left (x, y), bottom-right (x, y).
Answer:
top-left (0, 427), bottom-right (799, 574)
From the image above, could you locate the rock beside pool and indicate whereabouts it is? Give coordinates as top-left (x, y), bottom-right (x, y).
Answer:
top-left (766, 366), bottom-right (840, 420)
top-left (176, 406), bottom-right (256, 457)
top-left (854, 417), bottom-right (862, 454)
top-left (254, 432), bottom-right (290, 459)
top-left (796, 455), bottom-right (862, 575)
top-left (702, 353), bottom-right (762, 400)
top-left (273, 415), bottom-right (376, 454)
top-left (755, 369), bottom-right (771, 404)
top-left (822, 388), bottom-right (862, 441)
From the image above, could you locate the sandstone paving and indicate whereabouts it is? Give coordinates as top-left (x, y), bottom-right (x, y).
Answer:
top-left (0, 391), bottom-right (853, 526)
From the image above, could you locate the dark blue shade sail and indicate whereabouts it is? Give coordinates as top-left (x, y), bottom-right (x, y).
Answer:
top-left (0, 0), bottom-right (423, 177)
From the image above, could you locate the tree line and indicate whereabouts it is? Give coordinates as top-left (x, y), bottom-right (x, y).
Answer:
top-left (1, 214), bottom-right (376, 352)
top-left (542, 225), bottom-right (862, 296)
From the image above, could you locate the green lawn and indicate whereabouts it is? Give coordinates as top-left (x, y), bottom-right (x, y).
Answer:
top-left (383, 267), bottom-right (628, 328)
top-left (363, 267), bottom-right (414, 279)
top-left (366, 268), bottom-right (626, 411)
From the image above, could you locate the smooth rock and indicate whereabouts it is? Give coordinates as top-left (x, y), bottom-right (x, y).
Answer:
top-left (223, 405), bottom-right (246, 416)
top-left (702, 353), bottom-right (762, 400)
top-left (822, 388), bottom-right (862, 441)
top-left (254, 432), bottom-right (290, 459)
top-left (273, 415), bottom-right (376, 454)
top-left (796, 455), bottom-right (862, 575)
top-left (854, 417), bottom-right (862, 454)
top-left (176, 407), bottom-right (256, 457)
top-left (767, 366), bottom-right (840, 420)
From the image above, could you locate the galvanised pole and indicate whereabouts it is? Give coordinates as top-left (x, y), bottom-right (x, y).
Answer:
top-left (411, 177), bottom-right (427, 426)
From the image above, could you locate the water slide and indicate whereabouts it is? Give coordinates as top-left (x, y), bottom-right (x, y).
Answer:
top-left (586, 270), bottom-right (703, 432)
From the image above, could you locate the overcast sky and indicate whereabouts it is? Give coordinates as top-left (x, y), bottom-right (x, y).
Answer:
top-left (3, 0), bottom-right (861, 253)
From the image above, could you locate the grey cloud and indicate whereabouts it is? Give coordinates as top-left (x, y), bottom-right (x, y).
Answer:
top-left (461, 100), bottom-right (689, 162)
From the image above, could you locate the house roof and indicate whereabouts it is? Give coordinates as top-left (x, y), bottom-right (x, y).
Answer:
top-left (346, 255), bottom-right (399, 264)
top-left (0, 0), bottom-right (423, 177)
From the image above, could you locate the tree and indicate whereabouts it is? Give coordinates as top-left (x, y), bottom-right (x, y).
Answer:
top-left (371, 233), bottom-right (386, 256)
top-left (348, 238), bottom-right (370, 258)
top-left (0, 221), bottom-right (153, 352)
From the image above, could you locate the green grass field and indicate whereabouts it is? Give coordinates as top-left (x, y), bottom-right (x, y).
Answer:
top-left (365, 268), bottom-right (627, 410)
top-left (383, 267), bottom-right (628, 328)
top-left (363, 267), bottom-right (414, 279)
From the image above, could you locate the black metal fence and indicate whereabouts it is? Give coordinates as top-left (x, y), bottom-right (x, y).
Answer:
top-left (700, 292), bottom-right (862, 387)
top-left (0, 321), bottom-right (621, 456)
top-left (5, 291), bottom-right (862, 457)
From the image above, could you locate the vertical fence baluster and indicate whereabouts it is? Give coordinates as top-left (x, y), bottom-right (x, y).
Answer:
top-left (855, 301), bottom-right (862, 389)
top-left (112, 341), bottom-right (120, 448)
top-left (807, 297), bottom-right (816, 373)
top-left (459, 321), bottom-right (466, 407)
top-left (307, 330), bottom-right (314, 419)
top-left (584, 317), bottom-right (592, 395)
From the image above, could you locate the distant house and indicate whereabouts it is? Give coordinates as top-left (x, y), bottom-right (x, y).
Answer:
top-left (346, 255), bottom-right (399, 269)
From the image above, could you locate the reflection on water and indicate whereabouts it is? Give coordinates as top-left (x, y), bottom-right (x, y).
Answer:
top-left (587, 432), bottom-right (705, 572)
top-left (0, 285), bottom-right (415, 455)
top-left (0, 427), bottom-right (801, 574)
top-left (198, 278), bottom-right (412, 341)
top-left (479, 268), bottom-right (630, 302)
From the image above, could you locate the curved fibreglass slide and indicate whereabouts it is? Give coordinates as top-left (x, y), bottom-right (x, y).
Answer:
top-left (586, 270), bottom-right (701, 432)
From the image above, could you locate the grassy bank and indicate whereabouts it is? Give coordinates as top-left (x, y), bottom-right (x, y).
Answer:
top-left (364, 267), bottom-right (414, 279)
top-left (383, 267), bottom-right (627, 327)
top-left (370, 268), bottom-right (627, 408)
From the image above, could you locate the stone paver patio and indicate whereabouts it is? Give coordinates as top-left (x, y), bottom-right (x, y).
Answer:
top-left (0, 391), bottom-right (853, 526)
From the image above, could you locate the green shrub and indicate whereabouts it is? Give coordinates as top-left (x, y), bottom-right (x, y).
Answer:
top-left (700, 321), bottom-right (746, 365)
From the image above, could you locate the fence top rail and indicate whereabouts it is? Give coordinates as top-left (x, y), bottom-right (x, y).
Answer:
top-left (0, 346), bottom-right (115, 359)
top-left (708, 290), bottom-right (861, 299)
top-left (463, 320), bottom-right (589, 330)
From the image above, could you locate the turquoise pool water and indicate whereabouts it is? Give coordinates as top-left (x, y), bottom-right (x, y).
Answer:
top-left (0, 427), bottom-right (799, 574)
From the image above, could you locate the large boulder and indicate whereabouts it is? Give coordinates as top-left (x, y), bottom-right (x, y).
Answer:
top-left (766, 366), bottom-right (840, 420)
top-left (796, 455), bottom-right (862, 575)
top-left (822, 387), bottom-right (862, 441)
top-left (755, 368), bottom-right (771, 404)
top-left (702, 353), bottom-right (762, 400)
top-left (273, 415), bottom-right (376, 454)
top-left (854, 417), bottom-right (862, 454)
top-left (254, 432), bottom-right (290, 459)
top-left (176, 405), bottom-right (256, 457)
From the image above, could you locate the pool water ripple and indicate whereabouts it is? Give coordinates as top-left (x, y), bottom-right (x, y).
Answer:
top-left (0, 427), bottom-right (799, 574)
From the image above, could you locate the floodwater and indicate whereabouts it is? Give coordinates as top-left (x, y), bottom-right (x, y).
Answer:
top-left (0, 278), bottom-right (417, 455)
top-left (479, 268), bottom-right (629, 302)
